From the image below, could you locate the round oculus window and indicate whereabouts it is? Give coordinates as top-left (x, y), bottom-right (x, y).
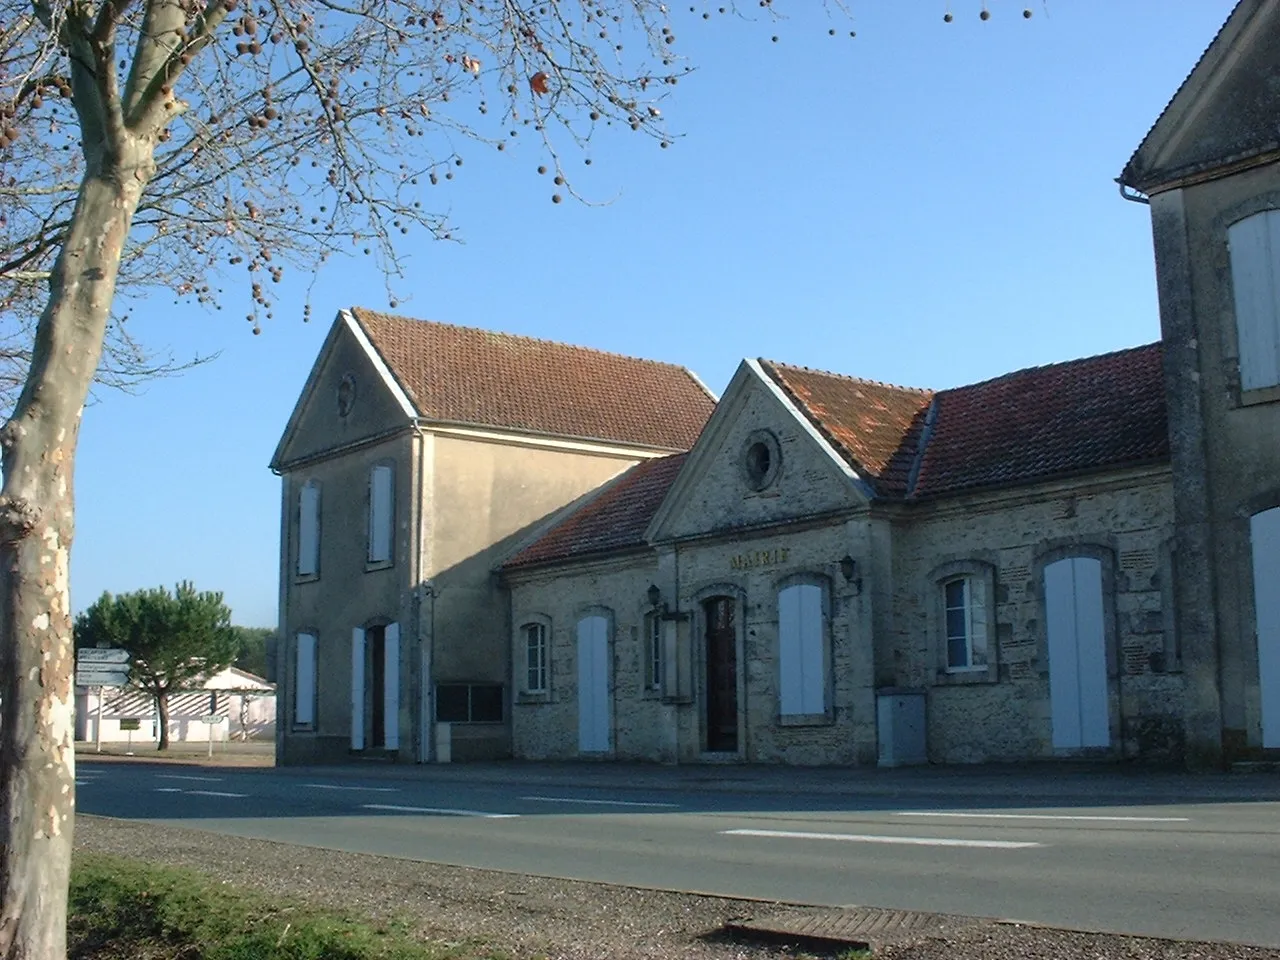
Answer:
top-left (741, 430), bottom-right (781, 491)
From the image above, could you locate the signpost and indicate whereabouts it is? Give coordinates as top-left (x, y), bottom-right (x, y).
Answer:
top-left (76, 648), bottom-right (130, 754)
top-left (202, 715), bottom-right (221, 758)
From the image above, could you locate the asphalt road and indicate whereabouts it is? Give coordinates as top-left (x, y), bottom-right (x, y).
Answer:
top-left (75, 759), bottom-right (1280, 948)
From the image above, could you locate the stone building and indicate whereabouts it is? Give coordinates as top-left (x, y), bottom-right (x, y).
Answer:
top-left (274, 0), bottom-right (1280, 768)
top-left (270, 308), bottom-right (715, 763)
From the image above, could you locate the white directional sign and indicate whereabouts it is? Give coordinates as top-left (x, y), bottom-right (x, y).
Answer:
top-left (76, 661), bottom-right (131, 687)
top-left (77, 648), bottom-right (130, 664)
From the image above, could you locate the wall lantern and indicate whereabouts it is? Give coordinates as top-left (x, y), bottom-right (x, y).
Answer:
top-left (647, 583), bottom-right (662, 608)
top-left (839, 555), bottom-right (862, 594)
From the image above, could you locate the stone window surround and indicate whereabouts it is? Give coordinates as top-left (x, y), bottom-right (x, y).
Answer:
top-left (294, 478), bottom-right (321, 584)
top-left (772, 571), bottom-right (836, 727)
top-left (291, 628), bottom-right (319, 733)
top-left (518, 614), bottom-right (552, 703)
top-left (365, 459), bottom-right (396, 572)
top-left (689, 582), bottom-right (748, 756)
top-left (927, 558), bottom-right (999, 686)
top-left (1212, 192), bottom-right (1280, 408)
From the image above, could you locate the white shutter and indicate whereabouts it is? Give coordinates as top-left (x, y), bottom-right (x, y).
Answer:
top-left (1251, 508), bottom-right (1280, 748)
top-left (294, 633), bottom-right (317, 726)
top-left (968, 578), bottom-right (988, 667)
top-left (779, 583), bottom-right (825, 715)
top-left (351, 627), bottom-right (365, 750)
top-left (383, 623), bottom-right (400, 750)
top-left (778, 585), bottom-right (802, 715)
top-left (1045, 560), bottom-right (1081, 748)
top-left (798, 584), bottom-right (825, 714)
top-left (1228, 210), bottom-right (1280, 391)
top-left (1046, 558), bottom-right (1109, 749)
top-left (297, 482), bottom-right (320, 577)
top-left (577, 616), bottom-right (609, 752)
top-left (368, 465), bottom-right (394, 563)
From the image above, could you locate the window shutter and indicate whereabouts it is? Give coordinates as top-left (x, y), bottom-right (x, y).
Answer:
top-left (778, 585), bottom-right (802, 715)
top-left (350, 628), bottom-right (365, 750)
top-left (294, 633), bottom-right (317, 726)
top-left (297, 482), bottom-right (320, 577)
top-left (1228, 210), bottom-right (1280, 391)
top-left (968, 577), bottom-right (988, 667)
top-left (798, 584), bottom-right (825, 713)
top-left (383, 623), bottom-right (400, 750)
top-left (368, 464), bottom-right (394, 563)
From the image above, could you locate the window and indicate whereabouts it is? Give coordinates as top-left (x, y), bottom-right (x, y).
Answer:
top-left (436, 683), bottom-right (503, 723)
top-left (777, 580), bottom-right (827, 717)
top-left (1228, 209), bottom-right (1280, 392)
top-left (943, 576), bottom-right (988, 671)
top-left (297, 480), bottom-right (320, 578)
top-left (523, 622), bottom-right (548, 694)
top-left (368, 463), bottom-right (394, 565)
top-left (294, 632), bottom-right (317, 727)
top-left (644, 612), bottom-right (663, 692)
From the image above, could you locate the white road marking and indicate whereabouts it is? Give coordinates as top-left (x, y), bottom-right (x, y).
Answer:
top-left (157, 774), bottom-right (222, 782)
top-left (893, 811), bottom-right (1190, 823)
top-left (722, 828), bottom-right (1041, 849)
top-left (154, 787), bottom-right (183, 793)
top-left (521, 795), bottom-right (678, 808)
top-left (363, 803), bottom-right (518, 819)
top-left (186, 790), bottom-right (248, 798)
top-left (302, 783), bottom-right (399, 793)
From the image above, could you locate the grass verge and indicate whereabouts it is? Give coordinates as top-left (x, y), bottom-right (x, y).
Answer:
top-left (69, 852), bottom-right (501, 960)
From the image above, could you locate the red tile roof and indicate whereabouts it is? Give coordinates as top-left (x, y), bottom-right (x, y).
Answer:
top-left (504, 454), bottom-right (687, 569)
top-left (909, 342), bottom-right (1168, 499)
top-left (759, 361), bottom-right (934, 498)
top-left (352, 309), bottom-right (715, 450)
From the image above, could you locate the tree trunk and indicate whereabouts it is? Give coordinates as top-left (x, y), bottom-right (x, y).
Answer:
top-left (0, 146), bottom-right (151, 959)
top-left (156, 691), bottom-right (170, 751)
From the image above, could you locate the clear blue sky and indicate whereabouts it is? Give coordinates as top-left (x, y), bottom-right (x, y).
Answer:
top-left (70, 1), bottom-right (1238, 628)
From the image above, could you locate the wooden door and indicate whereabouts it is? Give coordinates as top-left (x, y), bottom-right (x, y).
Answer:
top-left (1045, 557), bottom-right (1110, 749)
top-left (1252, 507), bottom-right (1280, 748)
top-left (704, 597), bottom-right (738, 752)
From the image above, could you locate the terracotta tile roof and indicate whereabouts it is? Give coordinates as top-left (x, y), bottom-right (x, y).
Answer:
top-left (909, 342), bottom-right (1169, 499)
top-left (351, 308), bottom-right (715, 450)
top-left (758, 361), bottom-right (934, 497)
top-left (504, 454), bottom-right (686, 569)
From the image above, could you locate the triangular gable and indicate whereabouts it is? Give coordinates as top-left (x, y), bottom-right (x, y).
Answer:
top-left (270, 309), bottom-right (417, 471)
top-left (1121, 0), bottom-right (1280, 195)
top-left (645, 360), bottom-right (872, 544)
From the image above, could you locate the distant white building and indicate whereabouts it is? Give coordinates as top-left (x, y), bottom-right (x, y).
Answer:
top-left (75, 666), bottom-right (276, 744)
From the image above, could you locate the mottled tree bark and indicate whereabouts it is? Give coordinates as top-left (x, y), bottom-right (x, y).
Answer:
top-left (0, 143), bottom-right (151, 959)
top-left (155, 691), bottom-right (170, 751)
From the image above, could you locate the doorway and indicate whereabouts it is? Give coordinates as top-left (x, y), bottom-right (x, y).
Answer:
top-left (367, 625), bottom-right (386, 749)
top-left (703, 596), bottom-right (738, 752)
top-left (577, 615), bottom-right (611, 753)
top-left (1251, 507), bottom-right (1280, 748)
top-left (1044, 557), bottom-right (1110, 749)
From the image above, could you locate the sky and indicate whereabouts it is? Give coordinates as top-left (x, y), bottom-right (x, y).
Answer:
top-left (69, 0), bottom-right (1240, 628)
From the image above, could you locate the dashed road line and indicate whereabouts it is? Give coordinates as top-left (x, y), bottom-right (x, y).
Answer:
top-left (154, 787), bottom-right (183, 793)
top-left (186, 790), bottom-right (248, 798)
top-left (363, 803), bottom-right (518, 819)
top-left (893, 812), bottom-right (1189, 823)
top-left (157, 774), bottom-right (223, 783)
top-left (521, 795), bottom-right (678, 808)
top-left (302, 783), bottom-right (399, 793)
top-left (721, 828), bottom-right (1042, 849)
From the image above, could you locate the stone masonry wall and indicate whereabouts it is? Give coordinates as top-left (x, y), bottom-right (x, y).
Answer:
top-left (891, 467), bottom-right (1182, 764)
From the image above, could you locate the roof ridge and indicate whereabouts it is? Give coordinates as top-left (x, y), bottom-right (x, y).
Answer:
top-left (936, 341), bottom-right (1162, 396)
top-left (760, 358), bottom-right (934, 396)
top-left (351, 307), bottom-right (702, 377)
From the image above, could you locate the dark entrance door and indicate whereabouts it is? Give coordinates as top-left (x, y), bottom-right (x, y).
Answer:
top-left (704, 597), bottom-right (738, 752)
top-left (367, 625), bottom-right (386, 749)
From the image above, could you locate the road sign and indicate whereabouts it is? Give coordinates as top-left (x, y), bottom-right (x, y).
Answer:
top-left (201, 715), bottom-right (221, 724)
top-left (76, 666), bottom-right (130, 687)
top-left (118, 718), bottom-right (140, 731)
top-left (77, 647), bottom-right (129, 664)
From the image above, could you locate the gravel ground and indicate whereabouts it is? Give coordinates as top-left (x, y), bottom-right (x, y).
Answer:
top-left (74, 815), bottom-right (1280, 960)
